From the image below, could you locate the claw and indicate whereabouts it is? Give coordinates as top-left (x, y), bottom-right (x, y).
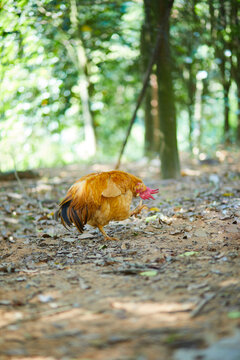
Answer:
top-left (103, 236), bottom-right (119, 241)
top-left (98, 225), bottom-right (120, 241)
top-left (131, 200), bottom-right (148, 217)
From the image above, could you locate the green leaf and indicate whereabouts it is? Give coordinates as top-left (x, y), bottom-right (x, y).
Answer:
top-left (98, 244), bottom-right (108, 250)
top-left (179, 251), bottom-right (199, 257)
top-left (228, 311), bottom-right (240, 319)
top-left (145, 215), bottom-right (158, 223)
top-left (140, 270), bottom-right (158, 277)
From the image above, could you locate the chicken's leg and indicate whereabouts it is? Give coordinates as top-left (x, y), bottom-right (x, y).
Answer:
top-left (97, 225), bottom-right (119, 241)
top-left (130, 200), bottom-right (148, 217)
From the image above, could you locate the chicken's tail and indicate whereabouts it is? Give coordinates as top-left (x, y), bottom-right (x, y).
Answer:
top-left (56, 197), bottom-right (88, 234)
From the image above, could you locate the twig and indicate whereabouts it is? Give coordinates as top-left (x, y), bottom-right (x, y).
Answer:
top-left (11, 155), bottom-right (28, 198)
top-left (190, 292), bottom-right (216, 318)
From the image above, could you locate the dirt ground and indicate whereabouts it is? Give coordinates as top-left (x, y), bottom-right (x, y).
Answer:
top-left (0, 152), bottom-right (240, 360)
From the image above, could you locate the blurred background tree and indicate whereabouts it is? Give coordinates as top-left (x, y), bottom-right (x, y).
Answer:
top-left (0, 0), bottom-right (239, 178)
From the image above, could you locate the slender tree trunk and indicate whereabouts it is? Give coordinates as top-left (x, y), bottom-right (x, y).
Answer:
top-left (234, 53), bottom-right (240, 145)
top-left (69, 0), bottom-right (96, 156)
top-left (186, 64), bottom-right (196, 153)
top-left (75, 44), bottom-right (97, 156)
top-left (231, 0), bottom-right (240, 144)
top-left (219, 1), bottom-right (231, 144)
top-left (209, 0), bottom-right (232, 145)
top-left (187, 1), bottom-right (197, 154)
top-left (141, 0), bottom-right (160, 156)
top-left (144, 86), bottom-right (155, 155)
top-left (223, 81), bottom-right (231, 144)
top-left (237, 85), bottom-right (240, 144)
top-left (141, 0), bottom-right (153, 155)
top-left (188, 104), bottom-right (194, 153)
top-left (220, 55), bottom-right (231, 144)
top-left (143, 75), bottom-right (160, 155)
top-left (150, 74), bottom-right (161, 152)
top-left (194, 78), bottom-right (203, 153)
top-left (153, 0), bottom-right (180, 178)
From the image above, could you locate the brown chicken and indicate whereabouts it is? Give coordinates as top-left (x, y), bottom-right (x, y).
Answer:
top-left (57, 170), bottom-right (158, 240)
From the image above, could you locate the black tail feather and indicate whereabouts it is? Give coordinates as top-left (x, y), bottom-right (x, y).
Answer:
top-left (60, 200), bottom-right (72, 227)
top-left (70, 207), bottom-right (84, 233)
top-left (58, 199), bottom-right (87, 233)
top-left (85, 206), bottom-right (88, 224)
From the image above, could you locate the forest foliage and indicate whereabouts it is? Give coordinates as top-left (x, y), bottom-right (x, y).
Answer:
top-left (0, 0), bottom-right (240, 174)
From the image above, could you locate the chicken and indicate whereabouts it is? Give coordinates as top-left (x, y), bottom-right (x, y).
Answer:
top-left (56, 170), bottom-right (158, 241)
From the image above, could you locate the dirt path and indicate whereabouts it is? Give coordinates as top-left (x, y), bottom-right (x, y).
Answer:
top-left (0, 155), bottom-right (240, 360)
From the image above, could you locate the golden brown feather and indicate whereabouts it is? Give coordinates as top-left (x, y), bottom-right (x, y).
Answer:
top-left (57, 170), bottom-right (158, 241)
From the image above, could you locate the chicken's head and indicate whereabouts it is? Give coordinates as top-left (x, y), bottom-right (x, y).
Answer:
top-left (135, 183), bottom-right (159, 200)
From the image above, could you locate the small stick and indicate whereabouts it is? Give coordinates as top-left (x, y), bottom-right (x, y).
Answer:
top-left (12, 158), bottom-right (28, 198)
top-left (190, 292), bottom-right (216, 318)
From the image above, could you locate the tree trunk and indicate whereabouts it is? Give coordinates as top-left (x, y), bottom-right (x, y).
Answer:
top-left (141, 1), bottom-right (154, 156)
top-left (186, 63), bottom-right (196, 153)
top-left (237, 85), bottom-right (240, 144)
top-left (209, 0), bottom-right (232, 145)
top-left (230, 0), bottom-right (240, 144)
top-left (141, 0), bottom-right (160, 156)
top-left (75, 44), bottom-right (97, 156)
top-left (153, 0), bottom-right (180, 178)
top-left (151, 74), bottom-right (161, 152)
top-left (188, 103), bottom-right (194, 154)
top-left (143, 75), bottom-right (160, 155)
top-left (223, 81), bottom-right (231, 144)
top-left (144, 85), bottom-right (155, 155)
top-left (69, 0), bottom-right (96, 156)
top-left (194, 78), bottom-right (203, 153)
top-left (218, 1), bottom-right (231, 145)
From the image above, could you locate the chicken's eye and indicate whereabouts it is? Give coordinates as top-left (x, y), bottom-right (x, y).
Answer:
top-left (136, 184), bottom-right (144, 193)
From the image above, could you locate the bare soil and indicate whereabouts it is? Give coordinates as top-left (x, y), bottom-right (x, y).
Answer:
top-left (0, 153), bottom-right (240, 360)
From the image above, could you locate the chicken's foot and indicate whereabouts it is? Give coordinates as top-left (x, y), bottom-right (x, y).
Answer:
top-left (130, 200), bottom-right (148, 217)
top-left (97, 225), bottom-right (119, 241)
